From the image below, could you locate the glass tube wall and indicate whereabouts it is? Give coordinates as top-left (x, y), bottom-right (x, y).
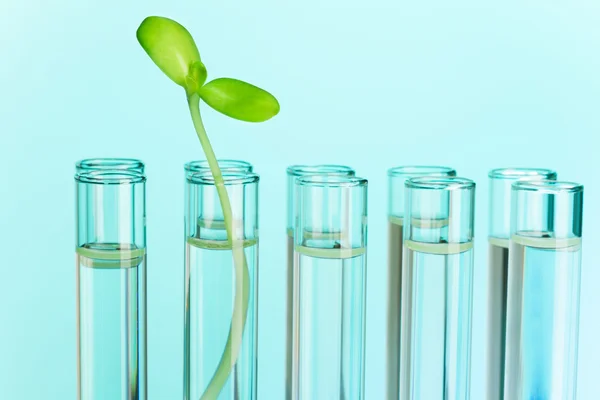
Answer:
top-left (285, 164), bottom-right (355, 398)
top-left (387, 166), bottom-right (456, 399)
top-left (504, 180), bottom-right (583, 400)
top-left (184, 171), bottom-right (259, 400)
top-left (486, 168), bottom-right (556, 400)
top-left (75, 170), bottom-right (147, 400)
top-left (402, 177), bottom-right (475, 400)
top-left (292, 175), bottom-right (367, 399)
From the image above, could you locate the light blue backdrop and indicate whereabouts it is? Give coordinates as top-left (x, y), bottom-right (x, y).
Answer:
top-left (0, 0), bottom-right (598, 398)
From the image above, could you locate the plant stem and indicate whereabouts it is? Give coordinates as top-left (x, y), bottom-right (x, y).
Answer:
top-left (187, 93), bottom-right (251, 400)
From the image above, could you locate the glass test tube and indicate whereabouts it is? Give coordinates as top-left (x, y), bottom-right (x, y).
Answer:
top-left (184, 171), bottom-right (259, 400)
top-left (504, 180), bottom-right (583, 400)
top-left (402, 177), bottom-right (475, 400)
top-left (387, 166), bottom-right (456, 400)
top-left (486, 168), bottom-right (556, 400)
top-left (285, 165), bottom-right (355, 398)
top-left (75, 170), bottom-right (147, 400)
top-left (292, 175), bottom-right (368, 399)
top-left (76, 158), bottom-right (145, 173)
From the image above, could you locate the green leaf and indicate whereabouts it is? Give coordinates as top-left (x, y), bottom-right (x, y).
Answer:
top-left (199, 78), bottom-right (280, 122)
top-left (185, 61), bottom-right (208, 93)
top-left (137, 16), bottom-right (202, 87)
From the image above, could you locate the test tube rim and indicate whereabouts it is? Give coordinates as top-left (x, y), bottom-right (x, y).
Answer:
top-left (488, 167), bottom-right (557, 180)
top-left (75, 158), bottom-right (145, 172)
top-left (75, 170), bottom-right (146, 185)
top-left (296, 174), bottom-right (367, 188)
top-left (387, 165), bottom-right (456, 177)
top-left (187, 170), bottom-right (259, 186)
top-left (184, 159), bottom-right (253, 173)
top-left (405, 176), bottom-right (475, 191)
top-left (512, 180), bottom-right (583, 194)
top-left (286, 164), bottom-right (355, 177)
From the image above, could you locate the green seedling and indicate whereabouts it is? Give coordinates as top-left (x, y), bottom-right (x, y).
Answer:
top-left (137, 15), bottom-right (279, 399)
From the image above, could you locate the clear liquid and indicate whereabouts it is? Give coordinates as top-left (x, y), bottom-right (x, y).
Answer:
top-left (77, 243), bottom-right (147, 400)
top-left (184, 237), bottom-right (258, 400)
top-left (504, 235), bottom-right (582, 400)
top-left (486, 237), bottom-right (509, 400)
top-left (293, 246), bottom-right (366, 400)
top-left (387, 218), bottom-right (403, 399)
top-left (404, 241), bottom-right (473, 400)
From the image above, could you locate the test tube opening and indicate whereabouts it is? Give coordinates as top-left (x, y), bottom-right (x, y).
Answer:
top-left (184, 159), bottom-right (253, 174)
top-left (76, 158), bottom-right (145, 173)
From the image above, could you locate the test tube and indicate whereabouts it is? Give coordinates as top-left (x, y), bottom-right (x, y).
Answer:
top-left (75, 170), bottom-right (147, 400)
top-left (486, 168), bottom-right (556, 400)
top-left (387, 166), bottom-right (456, 399)
top-left (184, 171), bottom-right (259, 399)
top-left (504, 180), bottom-right (583, 399)
top-left (402, 177), bottom-right (475, 400)
top-left (285, 165), bottom-right (355, 398)
top-left (292, 175), bottom-right (367, 399)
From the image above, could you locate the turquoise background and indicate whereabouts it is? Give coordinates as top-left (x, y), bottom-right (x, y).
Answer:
top-left (0, 0), bottom-right (598, 398)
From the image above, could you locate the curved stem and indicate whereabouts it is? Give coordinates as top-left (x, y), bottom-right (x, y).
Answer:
top-left (187, 93), bottom-right (251, 400)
